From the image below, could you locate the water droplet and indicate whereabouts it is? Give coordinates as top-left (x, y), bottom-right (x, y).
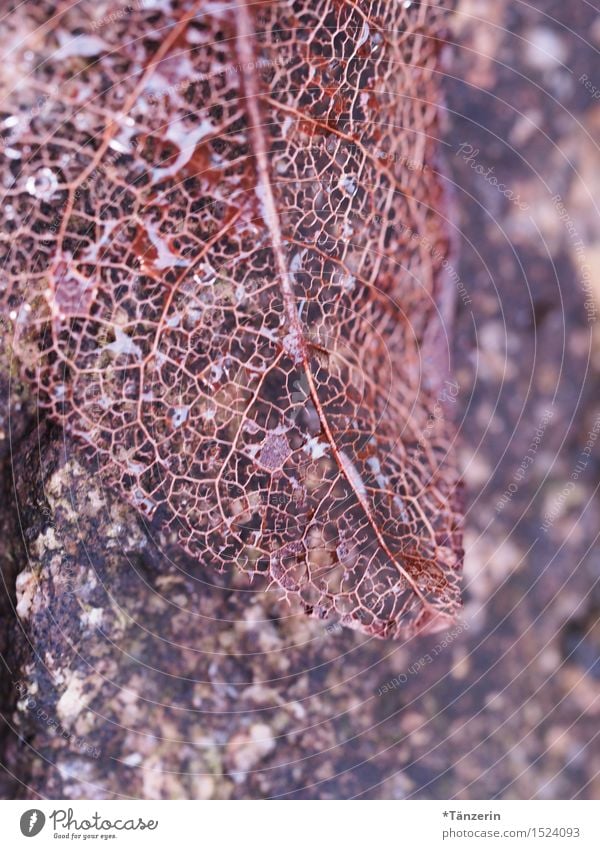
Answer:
top-left (25, 167), bottom-right (58, 200)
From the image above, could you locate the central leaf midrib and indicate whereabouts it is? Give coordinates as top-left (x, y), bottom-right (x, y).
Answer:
top-left (234, 5), bottom-right (432, 614)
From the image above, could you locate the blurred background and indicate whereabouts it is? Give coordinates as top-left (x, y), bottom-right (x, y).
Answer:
top-left (444, 0), bottom-right (600, 798)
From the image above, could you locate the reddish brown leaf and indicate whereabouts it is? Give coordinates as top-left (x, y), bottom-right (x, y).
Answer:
top-left (1, 0), bottom-right (463, 639)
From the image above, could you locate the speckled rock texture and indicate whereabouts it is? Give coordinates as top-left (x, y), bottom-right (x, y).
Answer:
top-left (2, 425), bottom-right (408, 799)
top-left (1, 0), bottom-right (599, 799)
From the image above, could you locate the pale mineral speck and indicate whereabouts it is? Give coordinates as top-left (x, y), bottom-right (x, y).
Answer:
top-left (226, 723), bottom-right (275, 783)
top-left (15, 571), bottom-right (37, 621)
top-left (56, 674), bottom-right (89, 727)
top-left (81, 607), bottom-right (104, 631)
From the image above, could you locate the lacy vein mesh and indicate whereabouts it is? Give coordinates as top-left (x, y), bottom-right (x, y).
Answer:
top-left (0, 0), bottom-right (462, 639)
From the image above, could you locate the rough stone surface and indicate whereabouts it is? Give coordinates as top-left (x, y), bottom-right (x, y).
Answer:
top-left (2, 426), bottom-right (404, 799)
